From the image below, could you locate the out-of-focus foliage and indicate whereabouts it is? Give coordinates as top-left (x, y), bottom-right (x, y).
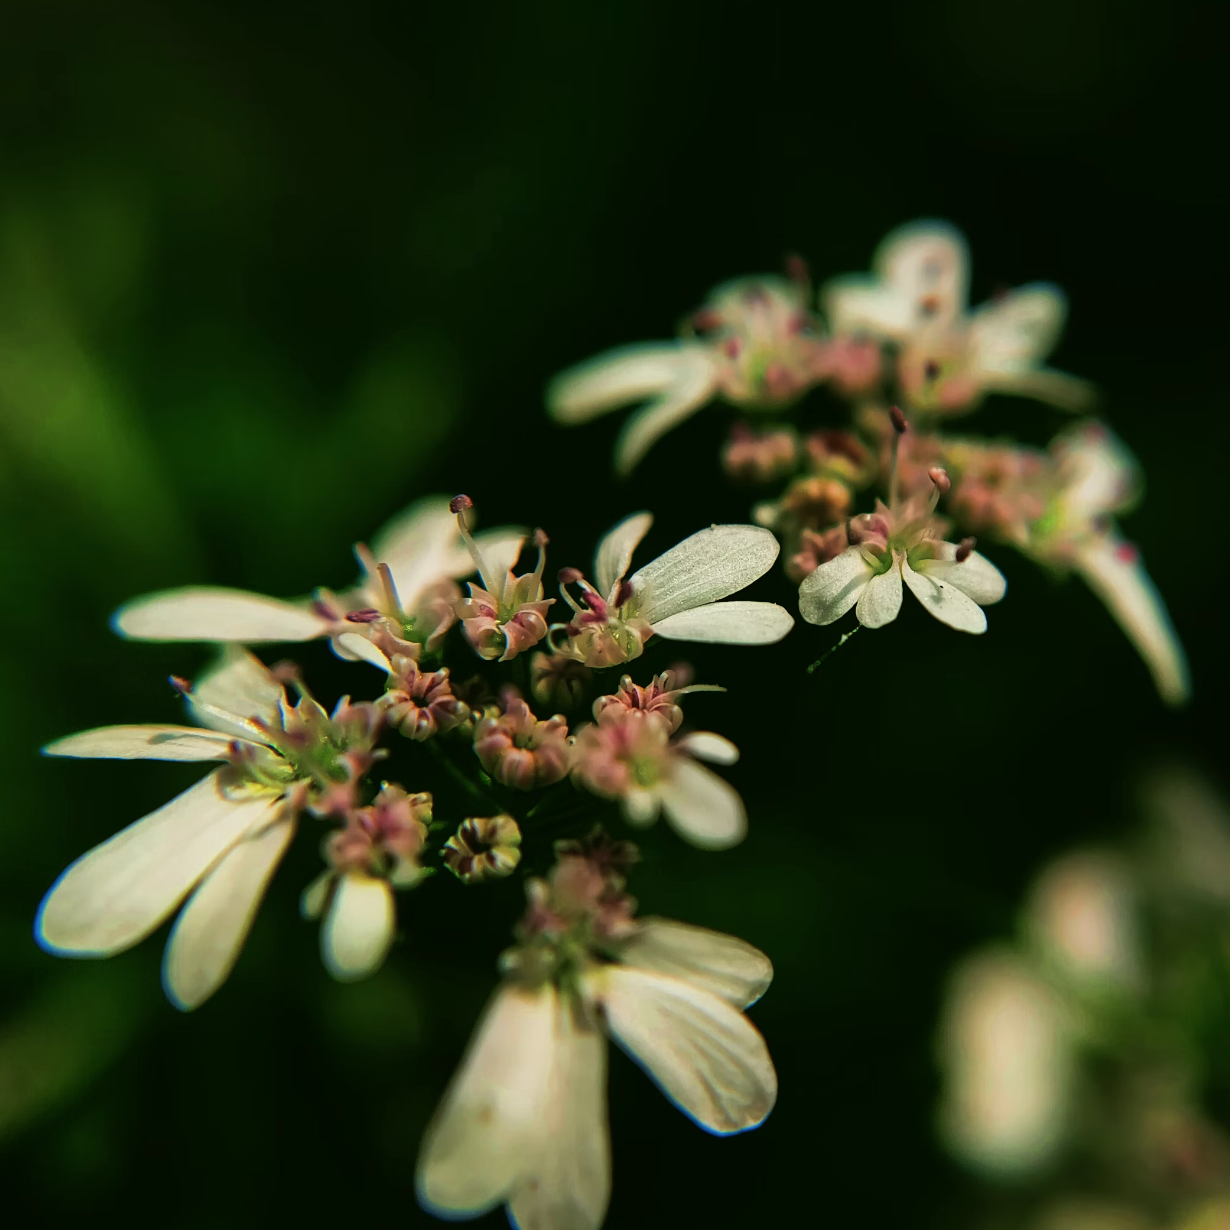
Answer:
top-left (0, 1), bottom-right (1222, 1227)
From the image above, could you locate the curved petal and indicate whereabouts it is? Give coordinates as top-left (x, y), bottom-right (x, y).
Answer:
top-left (321, 873), bottom-right (397, 981)
top-left (902, 557), bottom-right (988, 634)
top-left (44, 725), bottom-right (238, 762)
top-left (676, 731), bottom-right (739, 766)
top-left (874, 220), bottom-right (969, 330)
top-left (631, 525), bottom-right (780, 625)
top-left (417, 984), bottom-right (559, 1219)
top-left (162, 815), bottom-right (296, 1010)
top-left (969, 283), bottom-right (1066, 374)
top-left (35, 770), bottom-right (283, 957)
top-left (595, 511), bottom-right (653, 599)
top-left (334, 632), bottom-right (393, 673)
top-left (113, 588), bottom-right (328, 643)
top-left (1073, 535), bottom-right (1189, 706)
top-left (981, 367), bottom-right (1095, 413)
top-left (508, 1003), bottom-right (610, 1230)
top-left (547, 342), bottom-right (702, 424)
top-left (613, 347), bottom-right (721, 475)
top-left (854, 562), bottom-right (903, 628)
top-left (797, 547), bottom-right (874, 626)
top-left (594, 964), bottom-right (777, 1135)
top-left (616, 918), bottom-right (773, 1009)
top-left (922, 545), bottom-right (1007, 605)
top-left (656, 758), bottom-right (746, 850)
top-left (651, 600), bottom-right (794, 646)
top-left (189, 647), bottom-right (285, 737)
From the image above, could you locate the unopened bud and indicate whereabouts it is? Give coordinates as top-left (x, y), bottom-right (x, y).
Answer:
top-left (889, 406), bottom-right (908, 434)
top-left (955, 537), bottom-right (976, 563)
top-left (449, 494), bottom-right (473, 514)
top-left (928, 466), bottom-right (951, 494)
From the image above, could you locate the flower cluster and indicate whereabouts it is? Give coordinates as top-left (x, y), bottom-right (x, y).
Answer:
top-left (551, 220), bottom-right (1188, 703)
top-left (37, 492), bottom-right (791, 1230)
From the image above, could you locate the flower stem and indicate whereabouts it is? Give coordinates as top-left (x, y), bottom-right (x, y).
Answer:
top-left (806, 626), bottom-right (860, 674)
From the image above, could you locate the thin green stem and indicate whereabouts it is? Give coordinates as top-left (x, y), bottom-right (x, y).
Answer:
top-left (806, 626), bottom-right (860, 675)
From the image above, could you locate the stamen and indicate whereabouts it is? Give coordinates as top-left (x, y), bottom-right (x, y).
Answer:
top-left (612, 579), bottom-right (634, 609)
top-left (888, 406), bottom-right (907, 507)
top-left (927, 466), bottom-right (950, 515)
top-left (955, 537), bottom-right (976, 563)
top-left (531, 528), bottom-right (549, 585)
top-left (345, 608), bottom-right (383, 623)
top-left (785, 253), bottom-right (810, 290)
top-left (354, 544), bottom-right (402, 614)
top-left (451, 493), bottom-right (497, 593)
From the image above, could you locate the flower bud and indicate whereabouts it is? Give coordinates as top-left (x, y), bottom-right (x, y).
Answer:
top-left (473, 696), bottom-right (571, 790)
top-left (443, 814), bottom-right (523, 883)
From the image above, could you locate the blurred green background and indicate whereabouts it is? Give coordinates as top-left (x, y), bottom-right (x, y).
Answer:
top-left (1, 1), bottom-right (1222, 1226)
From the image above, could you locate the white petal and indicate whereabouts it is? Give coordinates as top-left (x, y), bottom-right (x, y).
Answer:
top-left (980, 367), bottom-right (1095, 412)
top-left (479, 535), bottom-right (527, 593)
top-left (162, 815), bottom-right (296, 1010)
top-left (676, 731), bottom-right (739, 766)
top-left (1073, 536), bottom-right (1189, 705)
top-left (651, 600), bottom-right (794, 645)
top-left (547, 343), bottom-right (702, 424)
top-left (113, 588), bottom-right (328, 643)
top-left (968, 283), bottom-right (1066, 374)
top-left (822, 277), bottom-right (918, 338)
top-left (902, 556), bottom-right (988, 633)
top-left (300, 871), bottom-right (332, 920)
top-left (594, 512), bottom-right (653, 600)
top-left (613, 348), bottom-right (720, 475)
top-left (656, 758), bottom-right (746, 850)
top-left (874, 220), bottom-right (969, 329)
top-left (335, 632), bottom-right (393, 673)
top-left (797, 547), bottom-right (874, 626)
top-left (616, 918), bottom-right (773, 1009)
top-left (189, 647), bottom-right (285, 737)
top-left (921, 544), bottom-right (1007, 605)
top-left (417, 984), bottom-right (559, 1219)
top-left (595, 965), bottom-right (776, 1134)
top-left (854, 562), bottom-right (903, 628)
top-left (36, 770), bottom-right (283, 957)
top-left (44, 725), bottom-right (239, 762)
top-left (631, 525), bottom-right (780, 625)
top-left (321, 873), bottom-right (397, 981)
top-left (508, 1002), bottom-right (610, 1230)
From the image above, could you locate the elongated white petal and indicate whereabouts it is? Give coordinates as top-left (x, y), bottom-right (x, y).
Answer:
top-left (921, 544), bottom-right (1007, 605)
top-left (822, 278), bottom-right (917, 338)
top-left (335, 632), bottom-right (393, 673)
top-left (631, 525), bottom-right (779, 625)
top-left (616, 918), bottom-right (773, 1009)
top-left (676, 731), bottom-right (739, 766)
top-left (162, 815), bottom-right (295, 1010)
top-left (190, 647), bottom-right (285, 736)
top-left (596, 965), bottom-right (776, 1134)
top-left (595, 512), bottom-right (653, 599)
top-left (113, 587), bottom-right (328, 643)
top-left (613, 349), bottom-right (720, 475)
top-left (902, 557), bottom-right (988, 633)
top-left (508, 1002), bottom-right (610, 1230)
top-left (656, 758), bottom-right (746, 850)
top-left (480, 536), bottom-right (527, 594)
top-left (855, 561), bottom-right (903, 628)
top-left (875, 220), bottom-right (969, 329)
top-left (1073, 536), bottom-right (1189, 705)
top-left (44, 725), bottom-right (239, 762)
top-left (548, 343), bottom-right (701, 424)
top-left (36, 770), bottom-right (283, 957)
top-left (321, 873), bottom-right (397, 981)
top-left (417, 985), bottom-right (559, 1219)
top-left (797, 547), bottom-right (874, 626)
top-left (969, 283), bottom-right (1066, 374)
top-left (651, 600), bottom-right (794, 645)
top-left (981, 367), bottom-right (1095, 412)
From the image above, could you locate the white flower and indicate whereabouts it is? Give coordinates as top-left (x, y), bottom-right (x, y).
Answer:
top-left (823, 220), bottom-right (1092, 414)
top-left (798, 497), bottom-right (1007, 634)
top-left (937, 949), bottom-right (1075, 1177)
top-left (35, 649), bottom-right (380, 1009)
top-left (553, 512), bottom-right (794, 667)
top-left (417, 903), bottom-right (775, 1230)
top-left (1031, 423), bottom-right (1188, 705)
top-left (549, 275), bottom-right (829, 474)
top-left (111, 495), bottom-right (523, 651)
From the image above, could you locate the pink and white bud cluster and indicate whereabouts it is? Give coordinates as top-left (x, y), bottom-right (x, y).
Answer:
top-left (473, 692), bottom-right (571, 790)
top-left (382, 657), bottom-right (470, 742)
top-left (592, 669), bottom-right (723, 735)
top-left (722, 423), bottom-right (800, 483)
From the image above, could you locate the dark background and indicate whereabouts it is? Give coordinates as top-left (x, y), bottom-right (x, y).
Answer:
top-left (0, 1), bottom-right (1223, 1226)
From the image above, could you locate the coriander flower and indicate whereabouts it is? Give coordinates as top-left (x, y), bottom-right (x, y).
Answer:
top-left (111, 495), bottom-right (523, 657)
top-left (36, 649), bottom-right (382, 1009)
top-left (417, 846), bottom-right (776, 1230)
top-left (549, 272), bottom-right (833, 474)
top-left (301, 785), bottom-right (432, 981)
top-left (823, 220), bottom-right (1093, 415)
top-left (799, 467), bottom-right (1007, 635)
top-left (550, 512), bottom-right (794, 668)
top-left (572, 708), bottom-right (746, 849)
